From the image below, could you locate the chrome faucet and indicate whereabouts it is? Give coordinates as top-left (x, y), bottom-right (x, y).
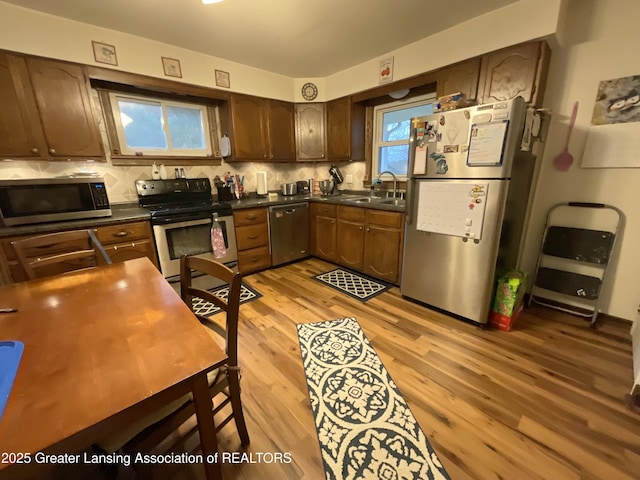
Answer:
top-left (377, 171), bottom-right (398, 198)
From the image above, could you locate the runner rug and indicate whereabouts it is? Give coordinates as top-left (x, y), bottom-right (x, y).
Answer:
top-left (191, 283), bottom-right (262, 316)
top-left (297, 317), bottom-right (450, 480)
top-left (312, 268), bottom-right (391, 302)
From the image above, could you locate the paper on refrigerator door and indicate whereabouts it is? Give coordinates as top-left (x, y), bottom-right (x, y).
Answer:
top-left (467, 121), bottom-right (508, 165)
top-left (413, 143), bottom-right (427, 174)
top-left (435, 110), bottom-right (471, 154)
top-left (416, 181), bottom-right (489, 239)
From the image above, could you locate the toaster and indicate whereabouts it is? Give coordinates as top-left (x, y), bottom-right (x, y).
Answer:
top-left (296, 180), bottom-right (310, 193)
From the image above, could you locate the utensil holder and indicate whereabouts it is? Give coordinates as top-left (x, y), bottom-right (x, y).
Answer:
top-left (217, 186), bottom-right (233, 201)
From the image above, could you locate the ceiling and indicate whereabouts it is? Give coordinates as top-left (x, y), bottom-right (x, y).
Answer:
top-left (4, 0), bottom-right (521, 77)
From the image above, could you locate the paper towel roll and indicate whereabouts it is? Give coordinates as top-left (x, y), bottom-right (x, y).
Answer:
top-left (256, 171), bottom-right (267, 195)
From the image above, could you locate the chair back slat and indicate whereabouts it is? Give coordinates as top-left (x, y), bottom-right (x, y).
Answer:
top-left (12, 229), bottom-right (112, 280)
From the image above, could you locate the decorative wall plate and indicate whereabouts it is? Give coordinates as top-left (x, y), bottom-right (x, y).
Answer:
top-left (301, 82), bottom-right (318, 101)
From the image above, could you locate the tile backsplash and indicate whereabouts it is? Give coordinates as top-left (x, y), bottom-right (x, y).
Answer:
top-left (0, 159), bottom-right (367, 204)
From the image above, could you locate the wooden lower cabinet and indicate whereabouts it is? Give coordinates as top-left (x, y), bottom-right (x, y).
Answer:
top-left (311, 204), bottom-right (404, 284)
top-left (363, 225), bottom-right (402, 283)
top-left (362, 209), bottom-right (404, 284)
top-left (336, 206), bottom-right (366, 270)
top-left (0, 220), bottom-right (158, 284)
top-left (337, 206), bottom-right (404, 284)
top-left (310, 203), bottom-right (337, 262)
top-left (233, 207), bottom-right (271, 274)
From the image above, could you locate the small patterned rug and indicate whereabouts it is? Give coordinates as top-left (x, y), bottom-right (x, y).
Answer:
top-left (312, 269), bottom-right (391, 302)
top-left (297, 317), bottom-right (451, 480)
top-left (191, 283), bottom-right (262, 317)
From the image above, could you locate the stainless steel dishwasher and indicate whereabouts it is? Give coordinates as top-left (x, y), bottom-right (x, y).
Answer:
top-left (269, 203), bottom-right (309, 266)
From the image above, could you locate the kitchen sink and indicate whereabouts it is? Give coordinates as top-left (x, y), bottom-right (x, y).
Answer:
top-left (379, 199), bottom-right (405, 206)
top-left (344, 196), bottom-right (405, 207)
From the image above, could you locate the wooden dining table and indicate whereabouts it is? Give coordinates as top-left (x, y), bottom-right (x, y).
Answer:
top-left (0, 257), bottom-right (227, 479)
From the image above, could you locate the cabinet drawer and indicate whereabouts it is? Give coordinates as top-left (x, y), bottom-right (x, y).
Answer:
top-left (238, 245), bottom-right (271, 273)
top-left (366, 210), bottom-right (403, 229)
top-left (101, 239), bottom-right (158, 267)
top-left (314, 203), bottom-right (336, 217)
top-left (338, 205), bottom-right (365, 222)
top-left (95, 222), bottom-right (150, 245)
top-left (233, 208), bottom-right (268, 226)
top-left (236, 223), bottom-right (269, 250)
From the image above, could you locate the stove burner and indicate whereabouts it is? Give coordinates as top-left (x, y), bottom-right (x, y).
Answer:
top-left (136, 178), bottom-right (232, 224)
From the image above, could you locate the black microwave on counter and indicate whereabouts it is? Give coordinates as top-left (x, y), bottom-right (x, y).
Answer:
top-left (0, 177), bottom-right (112, 227)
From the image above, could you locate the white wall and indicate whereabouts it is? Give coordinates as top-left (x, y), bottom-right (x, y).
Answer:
top-left (326, 0), bottom-right (563, 98)
top-left (521, 0), bottom-right (640, 320)
top-left (0, 0), bottom-right (562, 102)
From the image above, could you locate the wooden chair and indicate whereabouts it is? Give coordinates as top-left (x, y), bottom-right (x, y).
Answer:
top-left (114, 255), bottom-right (249, 462)
top-left (11, 229), bottom-right (112, 280)
top-left (179, 254), bottom-right (250, 447)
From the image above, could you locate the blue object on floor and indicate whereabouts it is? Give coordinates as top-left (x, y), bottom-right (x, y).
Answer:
top-left (0, 341), bottom-right (24, 421)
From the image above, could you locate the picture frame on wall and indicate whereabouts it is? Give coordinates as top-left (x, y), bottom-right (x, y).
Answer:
top-left (92, 41), bottom-right (118, 66)
top-left (379, 57), bottom-right (394, 85)
top-left (215, 69), bottom-right (230, 88)
top-left (161, 57), bottom-right (182, 78)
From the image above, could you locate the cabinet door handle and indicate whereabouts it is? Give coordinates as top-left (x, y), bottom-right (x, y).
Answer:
top-left (49, 148), bottom-right (56, 155)
top-left (331, 220), bottom-right (335, 224)
top-left (31, 148), bottom-right (39, 154)
top-left (246, 215), bottom-right (257, 221)
top-left (247, 235), bottom-right (258, 240)
top-left (359, 226), bottom-right (363, 230)
top-left (113, 243), bottom-right (137, 251)
top-left (367, 228), bottom-right (370, 232)
top-left (113, 231), bottom-right (129, 237)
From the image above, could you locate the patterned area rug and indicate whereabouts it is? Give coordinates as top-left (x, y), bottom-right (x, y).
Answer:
top-left (312, 269), bottom-right (391, 301)
top-left (297, 317), bottom-right (450, 480)
top-left (191, 283), bottom-right (262, 316)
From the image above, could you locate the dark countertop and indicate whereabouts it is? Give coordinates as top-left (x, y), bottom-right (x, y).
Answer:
top-left (0, 193), bottom-right (405, 238)
top-left (226, 192), bottom-right (406, 213)
top-left (0, 203), bottom-right (150, 238)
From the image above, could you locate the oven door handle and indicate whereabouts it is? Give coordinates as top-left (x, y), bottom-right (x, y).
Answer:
top-left (152, 213), bottom-right (213, 225)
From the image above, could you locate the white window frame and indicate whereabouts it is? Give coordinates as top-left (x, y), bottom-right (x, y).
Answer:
top-left (108, 92), bottom-right (212, 157)
top-left (372, 93), bottom-right (436, 180)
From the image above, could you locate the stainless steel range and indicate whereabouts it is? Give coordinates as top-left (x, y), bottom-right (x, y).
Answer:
top-left (136, 178), bottom-right (238, 288)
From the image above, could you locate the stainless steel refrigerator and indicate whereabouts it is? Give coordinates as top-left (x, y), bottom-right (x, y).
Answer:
top-left (401, 97), bottom-right (538, 324)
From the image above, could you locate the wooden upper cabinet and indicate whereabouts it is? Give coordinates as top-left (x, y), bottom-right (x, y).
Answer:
top-left (228, 93), bottom-right (268, 160)
top-left (26, 57), bottom-right (104, 158)
top-left (228, 94), bottom-right (295, 162)
top-left (436, 57), bottom-right (481, 100)
top-left (478, 41), bottom-right (550, 107)
top-left (295, 103), bottom-right (326, 161)
top-left (0, 52), bottom-right (47, 159)
top-left (266, 99), bottom-right (295, 161)
top-left (326, 96), bottom-right (365, 162)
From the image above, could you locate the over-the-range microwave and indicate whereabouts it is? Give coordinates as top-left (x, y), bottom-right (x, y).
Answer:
top-left (0, 177), bottom-right (112, 227)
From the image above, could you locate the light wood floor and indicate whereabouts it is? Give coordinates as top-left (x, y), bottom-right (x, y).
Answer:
top-left (39, 257), bottom-right (640, 480)
top-left (203, 258), bottom-right (639, 480)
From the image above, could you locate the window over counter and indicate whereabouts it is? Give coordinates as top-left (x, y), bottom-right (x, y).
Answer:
top-left (98, 89), bottom-right (222, 166)
top-left (372, 93), bottom-right (435, 179)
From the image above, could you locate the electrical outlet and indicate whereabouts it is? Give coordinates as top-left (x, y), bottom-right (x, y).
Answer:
top-left (345, 174), bottom-right (353, 184)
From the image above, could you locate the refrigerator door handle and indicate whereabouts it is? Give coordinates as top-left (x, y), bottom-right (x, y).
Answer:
top-left (405, 178), bottom-right (414, 225)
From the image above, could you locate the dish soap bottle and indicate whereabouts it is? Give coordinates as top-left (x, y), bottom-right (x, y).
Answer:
top-left (210, 213), bottom-right (226, 259)
top-left (151, 162), bottom-right (160, 179)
